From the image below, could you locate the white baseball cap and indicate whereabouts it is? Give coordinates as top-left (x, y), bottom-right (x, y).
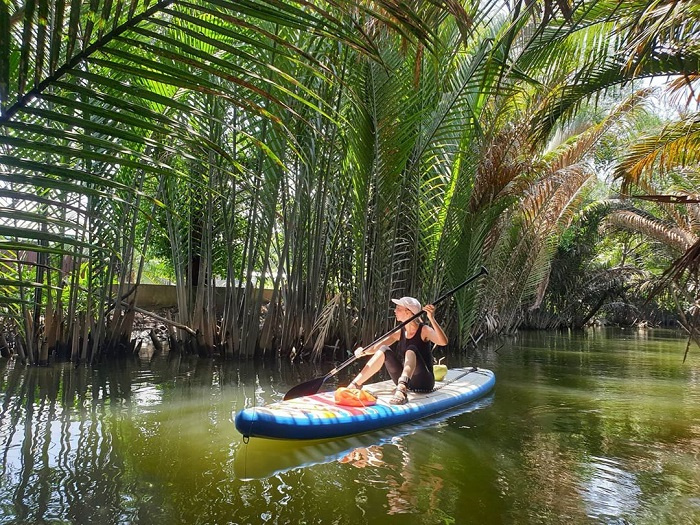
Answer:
top-left (391, 296), bottom-right (422, 315)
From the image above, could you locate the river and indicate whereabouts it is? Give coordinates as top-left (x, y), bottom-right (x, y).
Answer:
top-left (1, 328), bottom-right (698, 524)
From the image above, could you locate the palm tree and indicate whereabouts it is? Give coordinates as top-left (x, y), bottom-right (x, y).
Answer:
top-left (1, 0), bottom-right (698, 365)
top-left (0, 0), bottom-right (433, 361)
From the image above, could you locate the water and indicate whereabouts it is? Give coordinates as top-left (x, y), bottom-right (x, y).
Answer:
top-left (1, 328), bottom-right (699, 524)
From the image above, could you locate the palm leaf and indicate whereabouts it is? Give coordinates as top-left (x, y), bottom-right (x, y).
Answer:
top-left (605, 209), bottom-right (695, 253)
top-left (615, 114), bottom-right (700, 191)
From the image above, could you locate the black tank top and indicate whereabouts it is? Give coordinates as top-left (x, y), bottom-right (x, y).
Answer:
top-left (398, 323), bottom-right (435, 390)
top-left (400, 324), bottom-right (433, 370)
top-left (400, 323), bottom-right (429, 354)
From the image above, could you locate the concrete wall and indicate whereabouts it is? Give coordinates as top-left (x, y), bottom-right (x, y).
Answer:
top-left (117, 284), bottom-right (273, 310)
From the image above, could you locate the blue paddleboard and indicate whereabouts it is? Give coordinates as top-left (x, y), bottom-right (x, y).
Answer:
top-left (234, 367), bottom-right (495, 440)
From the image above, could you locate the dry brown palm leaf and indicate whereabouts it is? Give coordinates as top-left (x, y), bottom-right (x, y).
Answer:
top-left (615, 116), bottom-right (700, 193)
top-left (470, 126), bottom-right (533, 212)
top-left (606, 209), bottom-right (695, 253)
top-left (521, 167), bottom-right (593, 233)
top-left (663, 238), bottom-right (700, 282)
top-left (630, 194), bottom-right (700, 204)
top-left (308, 292), bottom-right (343, 362)
top-left (626, 192), bottom-right (700, 233)
top-left (688, 197), bottom-right (700, 229)
top-left (550, 88), bottom-right (655, 174)
top-left (668, 74), bottom-right (700, 106)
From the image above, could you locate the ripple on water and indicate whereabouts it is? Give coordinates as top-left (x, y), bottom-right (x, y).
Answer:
top-left (580, 455), bottom-right (640, 520)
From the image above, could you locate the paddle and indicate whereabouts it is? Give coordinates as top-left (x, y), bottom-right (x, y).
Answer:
top-left (283, 266), bottom-right (489, 400)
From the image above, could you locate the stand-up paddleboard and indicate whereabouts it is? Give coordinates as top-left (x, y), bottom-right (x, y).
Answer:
top-left (234, 367), bottom-right (495, 441)
top-left (233, 394), bottom-right (494, 480)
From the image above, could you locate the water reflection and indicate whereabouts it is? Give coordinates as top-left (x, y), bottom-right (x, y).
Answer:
top-left (582, 456), bottom-right (641, 518)
top-left (340, 440), bottom-right (445, 516)
top-left (0, 363), bottom-right (134, 524)
top-left (232, 396), bottom-right (493, 480)
top-left (0, 356), bottom-right (292, 524)
top-left (339, 445), bottom-right (384, 469)
top-left (0, 329), bottom-right (698, 524)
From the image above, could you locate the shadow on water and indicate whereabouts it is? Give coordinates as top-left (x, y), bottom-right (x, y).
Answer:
top-left (0, 328), bottom-right (699, 524)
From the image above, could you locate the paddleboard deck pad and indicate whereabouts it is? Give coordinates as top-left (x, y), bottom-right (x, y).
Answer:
top-left (234, 367), bottom-right (495, 440)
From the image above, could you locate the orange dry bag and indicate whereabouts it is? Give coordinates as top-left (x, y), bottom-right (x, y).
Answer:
top-left (334, 387), bottom-right (377, 407)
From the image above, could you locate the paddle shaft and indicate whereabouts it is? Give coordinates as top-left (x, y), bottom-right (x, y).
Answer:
top-left (323, 266), bottom-right (489, 379)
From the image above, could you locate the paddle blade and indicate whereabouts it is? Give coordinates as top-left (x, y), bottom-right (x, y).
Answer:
top-left (283, 376), bottom-right (327, 400)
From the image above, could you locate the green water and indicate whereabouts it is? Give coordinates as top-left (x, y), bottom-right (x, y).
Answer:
top-left (1, 328), bottom-right (699, 524)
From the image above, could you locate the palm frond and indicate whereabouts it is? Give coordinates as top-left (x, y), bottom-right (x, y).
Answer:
top-left (615, 114), bottom-right (700, 191)
top-left (521, 0), bottom-right (700, 143)
top-left (605, 208), bottom-right (696, 253)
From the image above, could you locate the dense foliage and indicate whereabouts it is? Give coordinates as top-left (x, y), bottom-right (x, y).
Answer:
top-left (0, 0), bottom-right (698, 364)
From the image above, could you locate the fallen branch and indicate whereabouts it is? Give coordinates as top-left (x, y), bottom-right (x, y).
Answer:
top-left (119, 301), bottom-right (196, 336)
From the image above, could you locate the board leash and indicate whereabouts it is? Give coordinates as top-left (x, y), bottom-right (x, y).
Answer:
top-left (431, 366), bottom-right (478, 392)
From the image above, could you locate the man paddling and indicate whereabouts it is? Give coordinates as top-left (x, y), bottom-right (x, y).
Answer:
top-left (347, 297), bottom-right (448, 404)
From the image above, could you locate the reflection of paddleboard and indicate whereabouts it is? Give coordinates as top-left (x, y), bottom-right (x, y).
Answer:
top-left (233, 394), bottom-right (494, 480)
top-left (234, 367), bottom-right (495, 441)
